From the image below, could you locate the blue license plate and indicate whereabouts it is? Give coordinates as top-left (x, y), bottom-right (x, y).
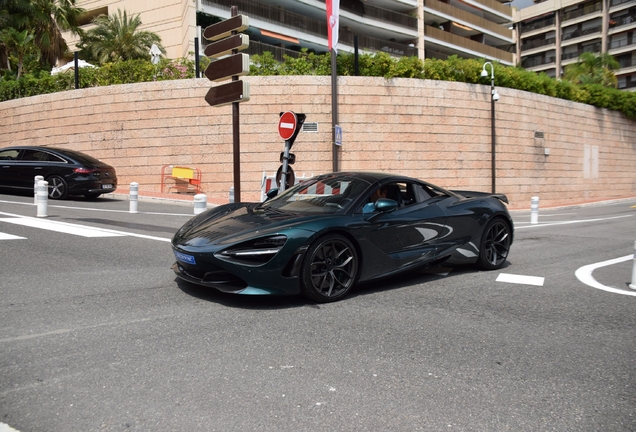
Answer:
top-left (174, 250), bottom-right (196, 265)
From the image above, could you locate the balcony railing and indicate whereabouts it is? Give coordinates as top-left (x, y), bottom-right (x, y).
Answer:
top-left (521, 56), bottom-right (555, 68)
top-left (609, 38), bottom-right (635, 49)
top-left (424, 0), bottom-right (511, 39)
top-left (609, 13), bottom-right (636, 29)
top-left (563, 3), bottom-right (602, 22)
top-left (316, 0), bottom-right (416, 29)
top-left (611, 0), bottom-right (632, 8)
top-left (519, 17), bottom-right (555, 34)
top-left (561, 45), bottom-right (602, 60)
top-left (424, 25), bottom-right (513, 62)
top-left (521, 37), bottom-right (556, 51)
top-left (562, 25), bottom-right (602, 40)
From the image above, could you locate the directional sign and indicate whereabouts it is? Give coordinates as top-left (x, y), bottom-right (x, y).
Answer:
top-left (278, 111), bottom-right (298, 140)
top-left (204, 53), bottom-right (249, 82)
top-left (205, 80), bottom-right (250, 107)
top-left (203, 15), bottom-right (249, 41)
top-left (204, 34), bottom-right (249, 58)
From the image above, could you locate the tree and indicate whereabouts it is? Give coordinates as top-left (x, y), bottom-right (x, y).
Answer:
top-left (77, 9), bottom-right (165, 65)
top-left (0, 0), bottom-right (84, 71)
top-left (563, 52), bottom-right (620, 88)
top-left (0, 27), bottom-right (35, 78)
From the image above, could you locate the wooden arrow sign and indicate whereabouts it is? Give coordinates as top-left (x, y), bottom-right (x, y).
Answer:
top-left (204, 34), bottom-right (249, 58)
top-left (203, 15), bottom-right (249, 41)
top-left (204, 53), bottom-right (249, 82)
top-left (205, 80), bottom-right (250, 107)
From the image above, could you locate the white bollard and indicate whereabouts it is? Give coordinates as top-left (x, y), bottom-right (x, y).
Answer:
top-left (129, 182), bottom-right (139, 214)
top-left (36, 180), bottom-right (48, 218)
top-left (630, 241), bottom-right (636, 290)
top-left (34, 175), bottom-right (44, 205)
top-left (194, 193), bottom-right (207, 215)
top-left (229, 186), bottom-right (234, 203)
top-left (530, 196), bottom-right (539, 224)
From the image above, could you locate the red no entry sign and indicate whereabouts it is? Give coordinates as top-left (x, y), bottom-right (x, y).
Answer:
top-left (278, 111), bottom-right (297, 140)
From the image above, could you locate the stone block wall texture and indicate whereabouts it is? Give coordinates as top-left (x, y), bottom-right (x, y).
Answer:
top-left (1, 75), bottom-right (635, 209)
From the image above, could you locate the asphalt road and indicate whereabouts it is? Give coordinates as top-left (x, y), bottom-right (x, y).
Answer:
top-left (0, 192), bottom-right (635, 432)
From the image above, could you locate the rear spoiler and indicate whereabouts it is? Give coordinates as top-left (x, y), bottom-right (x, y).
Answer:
top-left (451, 190), bottom-right (509, 205)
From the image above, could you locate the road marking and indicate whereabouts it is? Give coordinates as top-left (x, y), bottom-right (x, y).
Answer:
top-left (0, 212), bottom-right (171, 242)
top-left (0, 199), bottom-right (194, 216)
top-left (0, 232), bottom-right (26, 240)
top-left (0, 217), bottom-right (124, 238)
top-left (575, 255), bottom-right (636, 297)
top-left (515, 214), bottom-right (631, 229)
top-left (496, 273), bottom-right (545, 286)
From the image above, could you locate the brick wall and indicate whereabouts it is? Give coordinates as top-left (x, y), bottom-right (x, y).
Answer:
top-left (1, 75), bottom-right (635, 209)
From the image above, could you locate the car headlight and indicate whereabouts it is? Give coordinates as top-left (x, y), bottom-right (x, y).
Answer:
top-left (216, 235), bottom-right (287, 265)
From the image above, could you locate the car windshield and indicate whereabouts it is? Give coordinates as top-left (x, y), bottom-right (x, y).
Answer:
top-left (261, 175), bottom-right (372, 214)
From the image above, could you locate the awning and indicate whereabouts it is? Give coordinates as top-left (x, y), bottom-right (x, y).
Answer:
top-left (260, 30), bottom-right (299, 44)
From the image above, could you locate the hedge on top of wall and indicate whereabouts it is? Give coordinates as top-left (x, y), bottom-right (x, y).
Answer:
top-left (2, 51), bottom-right (635, 119)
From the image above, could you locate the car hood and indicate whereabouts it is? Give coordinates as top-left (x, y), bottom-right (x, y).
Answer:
top-left (173, 202), bottom-right (330, 248)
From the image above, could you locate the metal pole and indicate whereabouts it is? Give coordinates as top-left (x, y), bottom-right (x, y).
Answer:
top-left (194, 37), bottom-right (200, 78)
top-left (280, 140), bottom-right (291, 192)
top-left (231, 6), bottom-right (241, 202)
top-left (74, 52), bottom-right (79, 89)
top-left (491, 78), bottom-right (496, 194)
top-left (331, 49), bottom-right (338, 173)
top-left (354, 35), bottom-right (359, 76)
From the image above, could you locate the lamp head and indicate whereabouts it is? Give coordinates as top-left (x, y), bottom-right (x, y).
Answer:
top-left (493, 91), bottom-right (500, 101)
top-left (481, 69), bottom-right (488, 78)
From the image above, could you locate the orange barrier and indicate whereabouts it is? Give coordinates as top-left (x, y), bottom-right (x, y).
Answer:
top-left (161, 165), bottom-right (202, 195)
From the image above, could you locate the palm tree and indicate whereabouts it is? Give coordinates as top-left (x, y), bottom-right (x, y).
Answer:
top-left (563, 52), bottom-right (620, 88)
top-left (78, 9), bottom-right (165, 65)
top-left (0, 0), bottom-right (84, 70)
top-left (0, 27), bottom-right (35, 78)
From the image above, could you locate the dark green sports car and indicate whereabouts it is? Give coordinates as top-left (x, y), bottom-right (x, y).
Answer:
top-left (172, 172), bottom-right (513, 303)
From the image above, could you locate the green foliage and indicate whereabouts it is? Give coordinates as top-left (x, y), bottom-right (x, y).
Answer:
top-left (563, 52), bottom-right (620, 88)
top-left (77, 9), bottom-right (165, 65)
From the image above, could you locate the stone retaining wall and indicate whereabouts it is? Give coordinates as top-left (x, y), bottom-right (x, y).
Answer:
top-left (2, 75), bottom-right (635, 208)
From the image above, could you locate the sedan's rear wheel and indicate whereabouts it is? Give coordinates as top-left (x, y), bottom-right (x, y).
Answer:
top-left (477, 218), bottom-right (511, 270)
top-left (47, 175), bottom-right (68, 200)
top-left (301, 234), bottom-right (358, 303)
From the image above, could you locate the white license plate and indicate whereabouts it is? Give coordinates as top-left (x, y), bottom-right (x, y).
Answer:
top-left (101, 184), bottom-right (113, 189)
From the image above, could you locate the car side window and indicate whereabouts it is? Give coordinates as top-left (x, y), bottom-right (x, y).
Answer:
top-left (0, 149), bottom-right (19, 160)
top-left (47, 153), bottom-right (65, 163)
top-left (21, 150), bottom-right (49, 161)
top-left (412, 183), bottom-right (449, 203)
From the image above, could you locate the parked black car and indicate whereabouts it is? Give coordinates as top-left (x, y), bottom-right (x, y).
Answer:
top-left (0, 146), bottom-right (117, 199)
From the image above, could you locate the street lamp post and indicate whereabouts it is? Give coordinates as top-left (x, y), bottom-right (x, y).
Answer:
top-left (481, 62), bottom-right (499, 193)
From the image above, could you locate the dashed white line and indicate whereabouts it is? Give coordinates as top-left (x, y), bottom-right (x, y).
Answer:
top-left (0, 232), bottom-right (26, 240)
top-left (496, 273), bottom-right (545, 286)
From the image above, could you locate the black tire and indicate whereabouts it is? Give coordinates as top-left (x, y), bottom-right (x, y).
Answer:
top-left (300, 233), bottom-right (359, 303)
top-left (47, 175), bottom-right (68, 200)
top-left (477, 217), bottom-right (511, 270)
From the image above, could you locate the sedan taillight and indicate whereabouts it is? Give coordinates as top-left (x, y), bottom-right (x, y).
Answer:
top-left (73, 168), bottom-right (99, 175)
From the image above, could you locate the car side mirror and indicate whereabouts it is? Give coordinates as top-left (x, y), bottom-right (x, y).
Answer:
top-left (375, 198), bottom-right (398, 212)
top-left (265, 188), bottom-right (279, 200)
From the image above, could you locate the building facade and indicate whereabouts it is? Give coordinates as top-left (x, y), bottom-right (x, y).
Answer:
top-left (514, 0), bottom-right (636, 90)
top-left (64, 0), bottom-right (514, 66)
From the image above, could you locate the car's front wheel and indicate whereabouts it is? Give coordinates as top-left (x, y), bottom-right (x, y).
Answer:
top-left (301, 233), bottom-right (359, 303)
top-left (47, 175), bottom-right (68, 200)
top-left (477, 217), bottom-right (511, 270)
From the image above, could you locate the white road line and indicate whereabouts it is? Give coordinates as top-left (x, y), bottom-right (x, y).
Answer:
top-left (0, 212), bottom-right (171, 242)
top-left (575, 255), bottom-right (636, 297)
top-left (496, 273), bottom-right (545, 286)
top-left (0, 199), bottom-right (193, 216)
top-left (0, 232), bottom-right (26, 240)
top-left (515, 214), bottom-right (631, 229)
top-left (0, 217), bottom-right (125, 238)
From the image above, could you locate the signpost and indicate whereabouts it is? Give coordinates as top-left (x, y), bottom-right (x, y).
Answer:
top-left (202, 7), bottom-right (250, 202)
top-left (277, 111), bottom-right (305, 192)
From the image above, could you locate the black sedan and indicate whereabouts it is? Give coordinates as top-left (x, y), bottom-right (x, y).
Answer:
top-left (172, 172), bottom-right (514, 303)
top-left (0, 146), bottom-right (117, 199)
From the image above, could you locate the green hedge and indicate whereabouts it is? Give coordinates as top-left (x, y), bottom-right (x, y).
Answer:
top-left (2, 51), bottom-right (635, 119)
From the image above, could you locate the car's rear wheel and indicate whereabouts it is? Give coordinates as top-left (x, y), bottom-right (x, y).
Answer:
top-left (47, 175), bottom-right (68, 200)
top-left (477, 217), bottom-right (511, 270)
top-left (301, 233), bottom-right (358, 303)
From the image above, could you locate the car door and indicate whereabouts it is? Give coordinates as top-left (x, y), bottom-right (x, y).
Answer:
top-left (351, 181), bottom-right (448, 280)
top-left (13, 149), bottom-right (51, 190)
top-left (0, 148), bottom-right (21, 188)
